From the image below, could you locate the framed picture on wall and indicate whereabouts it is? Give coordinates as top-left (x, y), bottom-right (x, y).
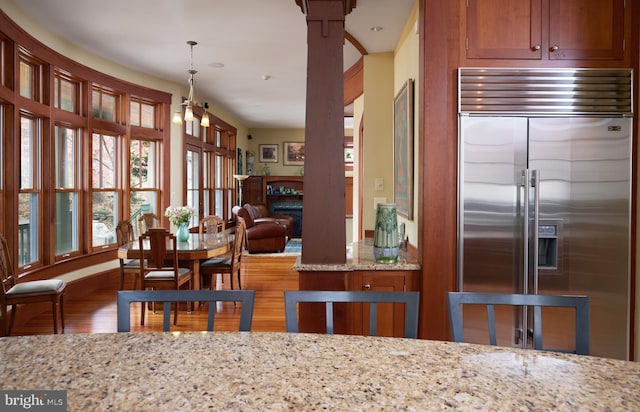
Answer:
top-left (259, 144), bottom-right (278, 163)
top-left (393, 79), bottom-right (414, 219)
top-left (284, 142), bottom-right (305, 165)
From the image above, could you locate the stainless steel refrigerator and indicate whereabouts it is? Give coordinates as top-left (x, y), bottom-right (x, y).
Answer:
top-left (457, 68), bottom-right (632, 360)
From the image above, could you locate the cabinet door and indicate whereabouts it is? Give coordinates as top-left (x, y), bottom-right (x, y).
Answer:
top-left (348, 272), bottom-right (407, 337)
top-left (243, 176), bottom-right (263, 205)
top-left (548, 0), bottom-right (625, 60)
top-left (466, 0), bottom-right (542, 59)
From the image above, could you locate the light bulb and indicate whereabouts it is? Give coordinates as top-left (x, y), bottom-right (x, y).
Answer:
top-left (184, 105), bottom-right (194, 122)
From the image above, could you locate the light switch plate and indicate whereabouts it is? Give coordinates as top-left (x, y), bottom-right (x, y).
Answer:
top-left (375, 178), bottom-right (383, 191)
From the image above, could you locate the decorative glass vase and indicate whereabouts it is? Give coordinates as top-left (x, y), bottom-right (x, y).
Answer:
top-left (176, 221), bottom-right (190, 242)
top-left (373, 203), bottom-right (399, 263)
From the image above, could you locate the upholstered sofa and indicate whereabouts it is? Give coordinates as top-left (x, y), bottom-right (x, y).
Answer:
top-left (233, 206), bottom-right (287, 253)
top-left (243, 203), bottom-right (294, 239)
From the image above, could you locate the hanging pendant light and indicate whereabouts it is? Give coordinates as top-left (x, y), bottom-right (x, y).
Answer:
top-left (173, 40), bottom-right (210, 127)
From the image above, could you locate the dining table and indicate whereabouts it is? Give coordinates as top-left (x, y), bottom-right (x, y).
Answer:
top-left (1, 331), bottom-right (639, 411)
top-left (117, 230), bottom-right (233, 306)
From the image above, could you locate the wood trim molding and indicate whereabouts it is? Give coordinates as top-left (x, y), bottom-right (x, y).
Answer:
top-left (343, 56), bottom-right (363, 106)
top-left (345, 31), bottom-right (368, 56)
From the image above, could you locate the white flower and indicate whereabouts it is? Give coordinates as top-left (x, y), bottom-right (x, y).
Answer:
top-left (164, 206), bottom-right (194, 225)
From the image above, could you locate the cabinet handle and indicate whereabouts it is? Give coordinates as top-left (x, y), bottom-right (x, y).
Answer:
top-left (550, 44), bottom-right (559, 52)
top-left (364, 284), bottom-right (371, 290)
top-left (531, 44), bottom-right (541, 51)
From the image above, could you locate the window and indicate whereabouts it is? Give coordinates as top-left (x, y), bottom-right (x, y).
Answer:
top-left (91, 133), bottom-right (119, 248)
top-left (130, 98), bottom-right (157, 129)
top-left (54, 125), bottom-right (81, 258)
top-left (19, 60), bottom-right (34, 99)
top-left (186, 148), bottom-right (200, 227)
top-left (130, 138), bottom-right (160, 227)
top-left (92, 86), bottom-right (120, 122)
top-left (186, 120), bottom-right (236, 224)
top-left (54, 72), bottom-right (79, 113)
top-left (1, 11), bottom-right (174, 281)
top-left (186, 116), bottom-right (201, 139)
top-left (19, 52), bottom-right (47, 103)
top-left (18, 115), bottom-right (41, 267)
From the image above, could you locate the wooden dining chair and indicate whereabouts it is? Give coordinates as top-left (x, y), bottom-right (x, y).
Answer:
top-left (115, 220), bottom-right (141, 290)
top-left (284, 290), bottom-right (420, 338)
top-left (138, 228), bottom-right (193, 326)
top-left (199, 215), bottom-right (226, 237)
top-left (137, 213), bottom-right (160, 236)
top-left (200, 220), bottom-right (246, 291)
top-left (0, 235), bottom-right (66, 336)
top-left (446, 292), bottom-right (590, 355)
top-left (117, 289), bottom-right (255, 332)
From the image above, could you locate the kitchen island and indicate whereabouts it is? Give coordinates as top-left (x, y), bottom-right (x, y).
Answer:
top-left (1, 331), bottom-right (638, 410)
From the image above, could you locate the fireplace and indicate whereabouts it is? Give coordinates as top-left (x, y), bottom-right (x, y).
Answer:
top-left (271, 201), bottom-right (303, 237)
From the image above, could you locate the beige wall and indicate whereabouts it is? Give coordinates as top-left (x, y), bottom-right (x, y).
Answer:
top-left (244, 128), bottom-right (306, 176)
top-left (393, 2), bottom-right (420, 247)
top-left (361, 52), bottom-right (395, 235)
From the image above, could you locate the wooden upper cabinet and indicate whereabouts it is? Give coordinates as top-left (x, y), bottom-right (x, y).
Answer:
top-left (548, 0), bottom-right (625, 60)
top-left (466, 0), bottom-right (626, 61)
top-left (466, 0), bottom-right (542, 60)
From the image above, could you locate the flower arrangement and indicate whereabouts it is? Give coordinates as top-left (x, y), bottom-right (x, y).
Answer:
top-left (164, 205), bottom-right (194, 226)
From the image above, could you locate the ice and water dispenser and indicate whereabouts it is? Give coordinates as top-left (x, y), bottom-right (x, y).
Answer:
top-left (538, 224), bottom-right (558, 269)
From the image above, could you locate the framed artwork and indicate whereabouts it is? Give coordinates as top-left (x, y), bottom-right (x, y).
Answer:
top-left (283, 142), bottom-right (305, 165)
top-left (259, 144), bottom-right (278, 163)
top-left (393, 79), bottom-right (414, 219)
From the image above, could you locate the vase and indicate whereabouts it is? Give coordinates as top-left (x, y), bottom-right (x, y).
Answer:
top-left (176, 222), bottom-right (190, 242)
top-left (373, 203), bottom-right (399, 263)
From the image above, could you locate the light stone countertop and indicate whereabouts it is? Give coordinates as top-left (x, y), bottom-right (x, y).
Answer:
top-left (294, 239), bottom-right (421, 271)
top-left (1, 331), bottom-right (639, 411)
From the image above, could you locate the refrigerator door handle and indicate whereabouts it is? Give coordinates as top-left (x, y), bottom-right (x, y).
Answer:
top-left (520, 169), bottom-right (531, 349)
top-left (522, 169), bottom-right (530, 295)
top-left (531, 169), bottom-right (540, 295)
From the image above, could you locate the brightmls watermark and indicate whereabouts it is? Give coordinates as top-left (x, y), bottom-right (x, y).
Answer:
top-left (0, 391), bottom-right (66, 411)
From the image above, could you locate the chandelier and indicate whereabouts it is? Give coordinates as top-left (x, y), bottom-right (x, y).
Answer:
top-left (172, 40), bottom-right (210, 128)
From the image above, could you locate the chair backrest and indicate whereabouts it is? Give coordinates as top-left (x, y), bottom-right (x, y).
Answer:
top-left (117, 289), bottom-right (255, 332)
top-left (231, 220), bottom-right (246, 269)
top-left (0, 235), bottom-right (16, 297)
top-left (115, 220), bottom-right (135, 246)
top-left (199, 215), bottom-right (225, 237)
top-left (284, 290), bottom-right (420, 338)
top-left (139, 228), bottom-right (180, 286)
top-left (446, 292), bottom-right (590, 355)
top-left (138, 213), bottom-right (160, 235)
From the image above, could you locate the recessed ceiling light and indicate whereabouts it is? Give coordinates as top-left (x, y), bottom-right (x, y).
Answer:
top-left (370, 26), bottom-right (383, 32)
top-left (262, 74), bottom-right (271, 80)
top-left (208, 62), bottom-right (224, 68)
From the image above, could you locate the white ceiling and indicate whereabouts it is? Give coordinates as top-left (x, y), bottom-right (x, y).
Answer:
top-left (9, 0), bottom-right (415, 128)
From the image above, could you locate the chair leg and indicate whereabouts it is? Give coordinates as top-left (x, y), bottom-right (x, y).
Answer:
top-left (60, 294), bottom-right (65, 333)
top-left (52, 299), bottom-right (59, 334)
top-left (236, 268), bottom-right (242, 290)
top-left (141, 300), bottom-right (146, 326)
top-left (119, 268), bottom-right (125, 290)
top-left (173, 301), bottom-right (178, 325)
top-left (8, 304), bottom-right (17, 335)
top-left (1, 305), bottom-right (7, 337)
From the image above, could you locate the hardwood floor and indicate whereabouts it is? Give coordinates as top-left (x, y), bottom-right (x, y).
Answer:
top-left (9, 255), bottom-right (299, 335)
